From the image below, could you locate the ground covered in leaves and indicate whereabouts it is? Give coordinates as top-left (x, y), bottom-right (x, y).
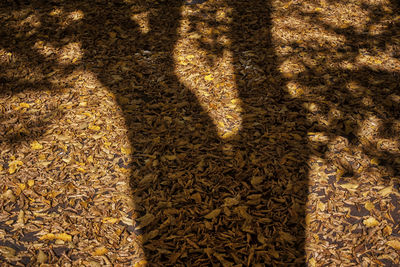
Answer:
top-left (0, 0), bottom-right (400, 266)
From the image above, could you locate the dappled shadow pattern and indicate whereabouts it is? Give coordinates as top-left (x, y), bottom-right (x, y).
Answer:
top-left (0, 0), bottom-right (400, 265)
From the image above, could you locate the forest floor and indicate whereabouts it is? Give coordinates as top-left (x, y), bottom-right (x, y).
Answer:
top-left (1, 0), bottom-right (400, 266)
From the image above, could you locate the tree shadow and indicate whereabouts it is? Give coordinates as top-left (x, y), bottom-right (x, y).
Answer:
top-left (1, 0), bottom-right (399, 265)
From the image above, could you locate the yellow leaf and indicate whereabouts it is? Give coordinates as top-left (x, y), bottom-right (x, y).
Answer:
top-left (387, 240), bottom-right (400, 250)
top-left (339, 183), bottom-right (358, 190)
top-left (102, 217), bottom-right (119, 224)
top-left (40, 233), bottom-right (55, 241)
top-left (19, 102), bottom-right (30, 108)
top-left (30, 141), bottom-right (43, 150)
top-left (364, 201), bottom-right (374, 211)
top-left (18, 183), bottom-right (26, 191)
top-left (384, 225), bottom-right (393, 236)
top-left (370, 158), bottom-right (379, 165)
top-left (134, 260), bottom-right (148, 267)
top-left (309, 258), bottom-right (316, 267)
top-left (8, 160), bottom-right (23, 174)
top-left (378, 186), bottom-right (392, 197)
top-left (27, 180), bottom-right (35, 187)
top-left (89, 125), bottom-right (101, 131)
top-left (204, 209), bottom-right (221, 219)
top-left (121, 147), bottom-right (132, 155)
top-left (186, 55), bottom-right (195, 60)
top-left (56, 233), bottom-right (72, 242)
top-left (77, 167), bottom-right (86, 172)
top-left (204, 74), bottom-right (213, 81)
top-left (317, 202), bottom-right (326, 211)
top-left (363, 217), bottom-right (379, 227)
top-left (92, 247), bottom-right (108, 256)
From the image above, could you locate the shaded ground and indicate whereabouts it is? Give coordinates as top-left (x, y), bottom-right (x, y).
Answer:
top-left (0, 0), bottom-right (399, 266)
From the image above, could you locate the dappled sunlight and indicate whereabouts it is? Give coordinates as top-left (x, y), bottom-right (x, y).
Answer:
top-left (130, 11), bottom-right (150, 34)
top-left (270, 0), bottom-right (400, 263)
top-left (173, 5), bottom-right (242, 139)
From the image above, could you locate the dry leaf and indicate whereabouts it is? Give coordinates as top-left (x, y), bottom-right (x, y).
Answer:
top-left (40, 233), bottom-right (72, 242)
top-left (31, 141), bottom-right (43, 150)
top-left (37, 250), bottom-right (47, 263)
top-left (92, 247), bottom-right (108, 256)
top-left (204, 74), bottom-right (213, 81)
top-left (339, 183), bottom-right (359, 190)
top-left (364, 201), bottom-right (374, 211)
top-left (363, 217), bottom-right (379, 227)
top-left (102, 217), bottom-right (119, 224)
top-left (387, 240), bottom-right (400, 250)
top-left (378, 186), bottom-right (392, 197)
top-left (204, 209), bottom-right (221, 219)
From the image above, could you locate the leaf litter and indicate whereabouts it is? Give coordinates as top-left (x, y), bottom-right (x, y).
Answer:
top-left (0, 0), bottom-right (400, 266)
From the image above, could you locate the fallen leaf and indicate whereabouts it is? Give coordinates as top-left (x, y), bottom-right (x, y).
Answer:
top-left (37, 250), bottom-right (47, 263)
top-left (384, 225), bottom-right (393, 236)
top-left (102, 217), bottom-right (119, 224)
top-left (204, 209), bottom-right (221, 219)
top-left (136, 213), bottom-right (155, 228)
top-left (204, 74), bottom-right (213, 81)
top-left (19, 102), bottom-right (30, 108)
top-left (378, 186), bottom-right (392, 197)
top-left (251, 176), bottom-right (264, 187)
top-left (339, 183), bottom-right (359, 190)
top-left (88, 124), bottom-right (101, 131)
top-left (92, 247), bottom-right (108, 256)
top-left (0, 246), bottom-right (16, 258)
top-left (387, 240), bottom-right (400, 250)
top-left (30, 141), bottom-right (43, 150)
top-left (363, 217), bottom-right (379, 227)
top-left (364, 201), bottom-right (374, 211)
top-left (40, 233), bottom-right (72, 242)
top-left (134, 260), bottom-right (148, 267)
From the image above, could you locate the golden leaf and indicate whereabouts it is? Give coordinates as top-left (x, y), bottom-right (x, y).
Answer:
top-left (92, 247), bottom-right (108, 256)
top-left (363, 217), bottom-right (379, 227)
top-left (40, 233), bottom-right (72, 242)
top-left (387, 240), bottom-right (400, 250)
top-left (204, 209), bottom-right (221, 219)
top-left (27, 180), bottom-right (35, 187)
top-left (339, 183), bottom-right (358, 190)
top-left (378, 186), bottom-right (392, 197)
top-left (317, 202), bottom-right (326, 212)
top-left (364, 201), bottom-right (374, 211)
top-left (383, 225), bottom-right (393, 236)
top-left (30, 141), bottom-right (43, 150)
top-left (8, 160), bottom-right (23, 174)
top-left (19, 102), bottom-right (30, 108)
top-left (204, 74), bottom-right (213, 81)
top-left (102, 217), bottom-right (119, 224)
top-left (309, 257), bottom-right (316, 267)
top-left (134, 260), bottom-right (148, 267)
top-left (121, 146), bottom-right (132, 155)
top-left (18, 183), bottom-right (26, 191)
top-left (88, 125), bottom-right (101, 131)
